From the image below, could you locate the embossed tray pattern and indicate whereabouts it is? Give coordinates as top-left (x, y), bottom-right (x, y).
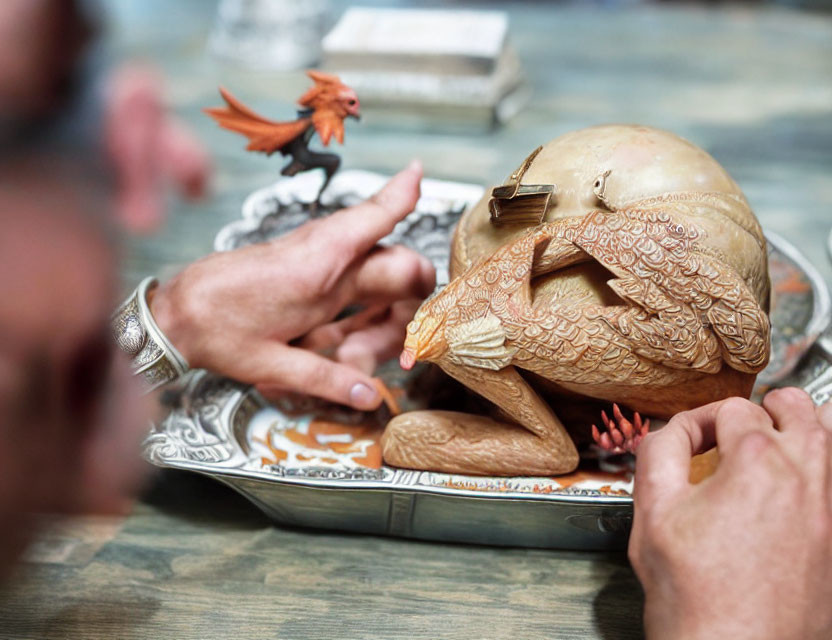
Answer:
top-left (146, 171), bottom-right (832, 550)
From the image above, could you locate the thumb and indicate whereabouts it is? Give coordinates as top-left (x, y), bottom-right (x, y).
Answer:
top-left (238, 342), bottom-right (383, 411)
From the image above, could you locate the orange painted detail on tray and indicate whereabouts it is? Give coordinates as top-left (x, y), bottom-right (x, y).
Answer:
top-left (598, 485), bottom-right (630, 496)
top-left (257, 419), bottom-right (384, 470)
top-left (438, 466), bottom-right (633, 495)
top-left (440, 480), bottom-right (522, 493)
top-left (555, 469), bottom-right (632, 490)
top-left (284, 429), bottom-right (319, 449)
top-left (310, 420), bottom-right (384, 468)
top-left (770, 260), bottom-right (810, 295)
top-left (253, 436), bottom-right (288, 465)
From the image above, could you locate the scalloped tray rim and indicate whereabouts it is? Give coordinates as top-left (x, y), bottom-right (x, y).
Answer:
top-left (149, 379), bottom-right (634, 506)
top-left (154, 173), bottom-right (831, 510)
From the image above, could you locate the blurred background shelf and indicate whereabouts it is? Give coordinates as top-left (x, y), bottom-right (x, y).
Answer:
top-left (102, 1), bottom-right (832, 300)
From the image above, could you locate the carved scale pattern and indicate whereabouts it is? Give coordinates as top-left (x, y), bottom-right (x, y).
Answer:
top-left (411, 192), bottom-right (771, 389)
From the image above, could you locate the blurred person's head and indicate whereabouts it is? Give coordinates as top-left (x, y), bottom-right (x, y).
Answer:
top-left (0, 0), bottom-right (210, 234)
top-left (0, 0), bottom-right (174, 580)
top-left (0, 156), bottom-right (150, 578)
top-left (0, 0), bottom-right (94, 121)
top-left (0, 0), bottom-right (210, 580)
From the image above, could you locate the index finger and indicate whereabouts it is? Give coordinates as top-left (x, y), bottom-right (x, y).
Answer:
top-left (635, 397), bottom-right (775, 506)
top-left (322, 160), bottom-right (423, 258)
top-left (634, 401), bottom-right (722, 506)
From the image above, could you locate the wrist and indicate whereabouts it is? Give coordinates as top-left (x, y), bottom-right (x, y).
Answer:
top-left (645, 599), bottom-right (779, 640)
top-left (112, 277), bottom-right (189, 391)
top-left (147, 280), bottom-right (193, 366)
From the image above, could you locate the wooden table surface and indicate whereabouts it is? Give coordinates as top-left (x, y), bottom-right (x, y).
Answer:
top-left (2, 2), bottom-right (831, 639)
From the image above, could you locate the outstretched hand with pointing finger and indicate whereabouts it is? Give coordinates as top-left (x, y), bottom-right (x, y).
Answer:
top-left (150, 161), bottom-right (435, 410)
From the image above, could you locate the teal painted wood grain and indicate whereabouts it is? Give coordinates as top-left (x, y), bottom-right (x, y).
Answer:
top-left (1, 472), bottom-right (644, 639)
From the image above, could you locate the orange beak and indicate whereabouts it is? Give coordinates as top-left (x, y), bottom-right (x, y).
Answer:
top-left (399, 348), bottom-right (416, 371)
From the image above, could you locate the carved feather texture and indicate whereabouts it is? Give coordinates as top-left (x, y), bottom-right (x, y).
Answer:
top-left (446, 314), bottom-right (517, 371)
top-left (412, 190), bottom-right (770, 391)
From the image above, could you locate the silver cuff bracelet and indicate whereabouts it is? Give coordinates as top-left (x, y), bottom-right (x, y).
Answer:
top-left (111, 277), bottom-right (189, 391)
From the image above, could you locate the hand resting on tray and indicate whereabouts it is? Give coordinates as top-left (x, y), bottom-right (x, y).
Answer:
top-left (630, 387), bottom-right (832, 640)
top-left (150, 161), bottom-right (435, 411)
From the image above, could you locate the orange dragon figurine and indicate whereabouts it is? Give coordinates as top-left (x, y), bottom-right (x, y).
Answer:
top-left (383, 125), bottom-right (771, 476)
top-left (204, 70), bottom-right (361, 205)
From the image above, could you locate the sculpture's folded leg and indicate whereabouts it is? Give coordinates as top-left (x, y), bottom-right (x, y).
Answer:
top-left (382, 363), bottom-right (579, 476)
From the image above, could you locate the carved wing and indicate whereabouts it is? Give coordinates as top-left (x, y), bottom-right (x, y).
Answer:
top-left (560, 195), bottom-right (770, 374)
top-left (445, 313), bottom-right (517, 371)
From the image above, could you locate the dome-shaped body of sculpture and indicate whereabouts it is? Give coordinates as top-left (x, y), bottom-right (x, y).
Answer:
top-left (383, 125), bottom-right (771, 476)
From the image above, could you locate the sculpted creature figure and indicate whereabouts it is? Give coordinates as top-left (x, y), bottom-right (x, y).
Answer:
top-left (204, 70), bottom-right (360, 204)
top-left (382, 125), bottom-right (771, 476)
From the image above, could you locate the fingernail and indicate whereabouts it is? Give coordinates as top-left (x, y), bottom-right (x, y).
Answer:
top-left (407, 158), bottom-right (422, 173)
top-left (350, 382), bottom-right (380, 410)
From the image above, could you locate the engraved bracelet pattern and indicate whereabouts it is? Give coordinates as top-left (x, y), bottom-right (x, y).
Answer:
top-left (112, 277), bottom-right (189, 391)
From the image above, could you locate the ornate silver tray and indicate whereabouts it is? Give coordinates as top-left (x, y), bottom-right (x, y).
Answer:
top-left (145, 171), bottom-right (832, 550)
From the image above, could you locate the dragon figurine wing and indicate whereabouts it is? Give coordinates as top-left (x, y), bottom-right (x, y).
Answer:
top-left (204, 87), bottom-right (310, 155)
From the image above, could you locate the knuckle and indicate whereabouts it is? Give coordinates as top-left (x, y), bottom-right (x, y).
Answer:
top-left (661, 410), bottom-right (696, 439)
top-left (768, 386), bottom-right (808, 403)
top-left (299, 366), bottom-right (336, 398)
top-left (308, 270), bottom-right (340, 300)
top-left (634, 431), bottom-right (659, 462)
top-left (369, 187), bottom-right (395, 211)
top-left (397, 253), bottom-right (426, 293)
top-left (639, 430), bottom-right (662, 450)
top-left (805, 426), bottom-right (831, 452)
top-left (799, 427), bottom-right (832, 467)
top-left (716, 397), bottom-right (770, 429)
top-left (765, 386), bottom-right (811, 410)
top-left (716, 396), bottom-right (755, 419)
top-left (666, 408), bottom-right (691, 425)
top-left (735, 430), bottom-right (774, 459)
top-left (318, 226), bottom-right (355, 261)
top-left (818, 401), bottom-right (832, 429)
top-left (309, 258), bottom-right (354, 299)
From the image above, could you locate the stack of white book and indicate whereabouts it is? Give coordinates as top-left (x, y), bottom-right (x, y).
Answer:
top-left (321, 8), bottom-right (529, 132)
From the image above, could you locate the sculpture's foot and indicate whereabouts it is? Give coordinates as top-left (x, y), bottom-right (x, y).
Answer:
top-left (382, 410), bottom-right (578, 476)
top-left (591, 404), bottom-right (649, 455)
top-left (281, 161), bottom-right (304, 177)
top-left (308, 185), bottom-right (332, 217)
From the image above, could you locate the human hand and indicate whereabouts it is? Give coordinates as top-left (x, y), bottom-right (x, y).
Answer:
top-left (629, 388), bottom-right (832, 640)
top-left (105, 64), bottom-right (212, 233)
top-left (150, 162), bottom-right (435, 411)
